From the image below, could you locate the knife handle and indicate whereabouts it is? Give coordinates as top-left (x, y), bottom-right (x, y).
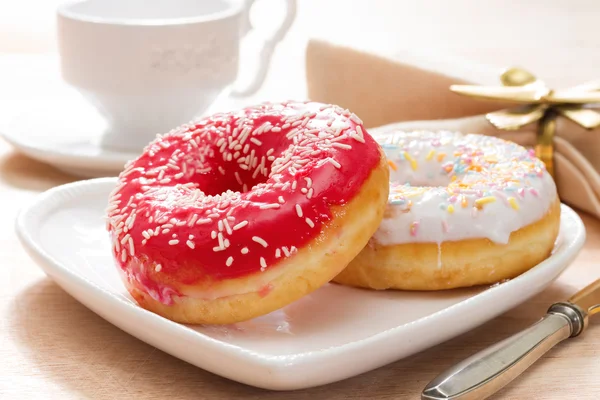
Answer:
top-left (421, 302), bottom-right (587, 400)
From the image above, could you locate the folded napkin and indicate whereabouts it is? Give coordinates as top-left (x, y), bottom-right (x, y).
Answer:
top-left (305, 39), bottom-right (600, 218)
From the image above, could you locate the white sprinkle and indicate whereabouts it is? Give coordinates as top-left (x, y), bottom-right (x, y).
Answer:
top-left (356, 125), bottom-right (365, 138)
top-left (211, 231), bottom-right (217, 239)
top-left (241, 247), bottom-right (249, 254)
top-left (186, 240), bottom-right (195, 249)
top-left (155, 264), bottom-right (162, 272)
top-left (282, 246), bottom-right (290, 257)
top-left (224, 238), bottom-right (230, 248)
top-left (226, 256), bottom-right (234, 267)
top-left (174, 172), bottom-right (184, 179)
top-left (142, 231), bottom-right (151, 240)
top-left (304, 177), bottom-right (313, 188)
top-left (306, 218), bottom-right (315, 228)
top-left (260, 257), bottom-right (267, 269)
top-left (213, 246), bottom-right (225, 252)
top-left (218, 166), bottom-right (226, 175)
top-left (301, 188), bottom-right (308, 194)
top-left (218, 232), bottom-right (225, 248)
top-left (121, 250), bottom-right (127, 262)
top-left (234, 172), bottom-right (243, 185)
top-left (218, 220), bottom-right (224, 232)
top-left (169, 239), bottom-right (179, 245)
top-left (275, 248), bottom-right (281, 258)
top-left (120, 234), bottom-right (131, 245)
top-left (329, 158), bottom-right (342, 169)
top-left (188, 214), bottom-right (199, 227)
top-left (260, 203), bottom-right (280, 209)
top-left (271, 127), bottom-right (282, 133)
top-left (128, 237), bottom-right (135, 255)
top-left (350, 114), bottom-right (363, 125)
top-left (292, 181), bottom-right (297, 190)
top-left (307, 188), bottom-right (314, 199)
top-left (252, 236), bottom-right (268, 248)
top-left (250, 137), bottom-right (263, 146)
top-left (223, 219), bottom-right (233, 235)
top-left (352, 128), bottom-right (366, 143)
top-left (332, 142), bottom-right (352, 150)
top-left (233, 220), bottom-right (249, 230)
top-left (196, 218), bottom-right (212, 225)
top-left (290, 246), bottom-right (298, 254)
top-left (278, 196), bottom-right (285, 204)
top-left (295, 204), bottom-right (303, 218)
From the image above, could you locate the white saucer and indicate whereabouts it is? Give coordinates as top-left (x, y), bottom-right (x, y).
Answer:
top-left (0, 93), bottom-right (138, 178)
top-left (16, 177), bottom-right (586, 390)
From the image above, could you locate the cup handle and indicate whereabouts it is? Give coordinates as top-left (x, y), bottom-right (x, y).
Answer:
top-left (231, 0), bottom-right (297, 96)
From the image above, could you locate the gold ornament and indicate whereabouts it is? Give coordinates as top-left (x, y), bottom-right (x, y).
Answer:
top-left (450, 67), bottom-right (600, 177)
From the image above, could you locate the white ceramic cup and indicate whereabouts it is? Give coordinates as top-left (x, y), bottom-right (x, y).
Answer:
top-left (56, 0), bottom-right (296, 153)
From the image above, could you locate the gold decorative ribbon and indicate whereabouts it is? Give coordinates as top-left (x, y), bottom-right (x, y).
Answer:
top-left (450, 67), bottom-right (600, 177)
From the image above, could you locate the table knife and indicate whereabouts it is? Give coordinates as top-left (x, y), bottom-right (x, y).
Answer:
top-left (421, 278), bottom-right (600, 400)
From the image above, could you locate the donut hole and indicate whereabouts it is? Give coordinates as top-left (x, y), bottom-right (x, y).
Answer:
top-left (390, 168), bottom-right (454, 189)
top-left (184, 127), bottom-right (290, 196)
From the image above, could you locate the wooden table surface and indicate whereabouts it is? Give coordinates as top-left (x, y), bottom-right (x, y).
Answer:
top-left (2, 1), bottom-right (600, 399)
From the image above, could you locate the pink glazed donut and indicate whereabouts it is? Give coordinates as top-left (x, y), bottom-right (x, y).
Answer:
top-left (106, 101), bottom-right (389, 324)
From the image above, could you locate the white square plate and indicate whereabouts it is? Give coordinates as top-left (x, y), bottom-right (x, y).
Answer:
top-left (15, 178), bottom-right (585, 390)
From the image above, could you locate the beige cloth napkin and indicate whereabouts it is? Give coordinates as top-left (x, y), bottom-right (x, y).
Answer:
top-left (305, 39), bottom-right (600, 218)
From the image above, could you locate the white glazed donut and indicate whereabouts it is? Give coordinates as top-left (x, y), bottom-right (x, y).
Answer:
top-left (333, 130), bottom-right (561, 291)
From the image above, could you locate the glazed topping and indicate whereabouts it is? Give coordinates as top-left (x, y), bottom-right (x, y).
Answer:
top-left (374, 130), bottom-right (557, 245)
top-left (106, 101), bottom-right (382, 285)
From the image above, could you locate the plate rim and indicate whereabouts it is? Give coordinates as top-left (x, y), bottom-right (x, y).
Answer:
top-left (14, 177), bottom-right (587, 389)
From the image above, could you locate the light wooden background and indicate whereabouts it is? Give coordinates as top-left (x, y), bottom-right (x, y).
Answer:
top-left (2, 1), bottom-right (600, 399)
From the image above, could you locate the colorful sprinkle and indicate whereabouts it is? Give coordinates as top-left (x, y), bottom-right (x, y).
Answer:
top-left (403, 151), bottom-right (418, 171)
top-left (410, 221), bottom-right (419, 236)
top-left (475, 196), bottom-right (497, 208)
